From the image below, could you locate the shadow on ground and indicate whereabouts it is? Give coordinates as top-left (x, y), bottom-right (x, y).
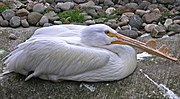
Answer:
top-left (0, 27), bottom-right (179, 99)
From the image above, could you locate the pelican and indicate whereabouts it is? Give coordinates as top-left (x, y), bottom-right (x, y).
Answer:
top-left (3, 24), bottom-right (178, 82)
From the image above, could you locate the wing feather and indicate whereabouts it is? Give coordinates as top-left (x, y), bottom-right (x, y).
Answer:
top-left (4, 37), bottom-right (110, 81)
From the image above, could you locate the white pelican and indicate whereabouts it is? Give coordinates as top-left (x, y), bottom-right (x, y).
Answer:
top-left (3, 24), bottom-right (178, 82)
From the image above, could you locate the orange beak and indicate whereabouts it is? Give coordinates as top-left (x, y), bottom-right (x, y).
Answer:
top-left (108, 33), bottom-right (178, 62)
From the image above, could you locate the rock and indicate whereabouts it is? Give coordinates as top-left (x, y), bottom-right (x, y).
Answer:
top-left (135, 9), bottom-right (150, 16)
top-left (54, 21), bottom-right (62, 25)
top-left (173, 20), bottom-right (180, 24)
top-left (104, 0), bottom-right (114, 6)
top-left (28, 12), bottom-right (43, 25)
top-left (16, 8), bottom-right (30, 17)
top-left (26, 1), bottom-right (34, 11)
top-left (120, 14), bottom-right (129, 23)
top-left (107, 19), bottom-right (118, 29)
top-left (157, 0), bottom-right (175, 4)
top-left (21, 19), bottom-right (29, 28)
top-left (6, 0), bottom-right (24, 9)
top-left (137, 1), bottom-right (151, 10)
top-left (86, 9), bottom-right (98, 18)
top-left (79, 1), bottom-right (95, 8)
top-left (9, 33), bottom-right (17, 40)
top-left (2, 9), bottom-right (15, 21)
top-left (105, 7), bottom-right (116, 15)
top-left (118, 30), bottom-right (139, 39)
top-left (39, 16), bottom-right (49, 26)
top-left (84, 15), bottom-right (92, 20)
top-left (164, 19), bottom-right (173, 28)
top-left (144, 24), bottom-right (158, 32)
top-left (33, 3), bottom-right (46, 13)
top-left (142, 9), bottom-right (161, 23)
top-left (73, 0), bottom-right (86, 3)
top-left (59, 2), bottom-right (75, 11)
top-left (168, 24), bottom-right (180, 33)
top-left (0, 20), bottom-right (9, 27)
top-left (0, 16), bottom-right (3, 23)
top-left (45, 0), bottom-right (55, 4)
top-left (43, 23), bottom-right (53, 27)
top-left (9, 16), bottom-right (21, 28)
top-left (122, 12), bottom-right (135, 18)
top-left (44, 11), bottom-right (59, 22)
top-left (95, 18), bottom-right (106, 23)
top-left (116, 3), bottom-right (138, 15)
top-left (129, 15), bottom-right (143, 29)
top-left (151, 25), bottom-right (167, 38)
top-left (84, 20), bottom-right (96, 25)
top-left (147, 4), bottom-right (158, 10)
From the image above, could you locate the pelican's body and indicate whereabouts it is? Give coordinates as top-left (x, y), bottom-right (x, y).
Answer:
top-left (4, 24), bottom-right (137, 82)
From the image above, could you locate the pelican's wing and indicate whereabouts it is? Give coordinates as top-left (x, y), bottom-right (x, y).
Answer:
top-left (4, 37), bottom-right (110, 81)
top-left (32, 25), bottom-right (86, 37)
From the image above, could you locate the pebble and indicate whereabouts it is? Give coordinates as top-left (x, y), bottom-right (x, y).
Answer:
top-left (2, 9), bottom-right (15, 21)
top-left (173, 20), bottom-right (180, 24)
top-left (137, 1), bottom-right (151, 10)
top-left (151, 25), bottom-right (166, 38)
top-left (164, 19), bottom-right (173, 28)
top-left (168, 24), bottom-right (180, 33)
top-left (28, 12), bottom-right (43, 25)
top-left (142, 10), bottom-right (161, 23)
top-left (118, 30), bottom-right (139, 39)
top-left (21, 19), bottom-right (29, 28)
top-left (10, 16), bottom-right (21, 28)
top-left (44, 11), bottom-right (59, 22)
top-left (54, 21), bottom-right (62, 25)
top-left (144, 24), bottom-right (158, 32)
top-left (39, 16), bottom-right (49, 26)
top-left (33, 3), bottom-right (46, 13)
top-left (9, 33), bottom-right (18, 40)
top-left (16, 8), bottom-right (30, 17)
top-left (73, 0), bottom-right (86, 3)
top-left (105, 7), bottom-right (116, 15)
top-left (129, 15), bottom-right (143, 29)
top-left (0, 20), bottom-right (9, 27)
top-left (59, 2), bottom-right (74, 11)
top-left (84, 20), bottom-right (96, 25)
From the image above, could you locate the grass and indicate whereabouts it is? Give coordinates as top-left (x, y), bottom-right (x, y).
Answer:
top-left (158, 11), bottom-right (174, 23)
top-left (0, 2), bottom-right (8, 14)
top-left (58, 10), bottom-right (85, 23)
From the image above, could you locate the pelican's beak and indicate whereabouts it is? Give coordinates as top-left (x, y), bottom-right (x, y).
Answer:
top-left (107, 33), bottom-right (178, 62)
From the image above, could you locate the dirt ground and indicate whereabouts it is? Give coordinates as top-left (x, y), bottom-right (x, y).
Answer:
top-left (0, 27), bottom-right (179, 99)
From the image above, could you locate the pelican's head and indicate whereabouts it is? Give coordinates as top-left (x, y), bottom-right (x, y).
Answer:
top-left (81, 24), bottom-right (118, 46)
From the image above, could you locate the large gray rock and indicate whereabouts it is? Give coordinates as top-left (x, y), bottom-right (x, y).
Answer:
top-left (104, 0), bottom-right (114, 6)
top-left (129, 15), bottom-right (143, 29)
top-left (116, 3), bottom-right (138, 14)
top-left (118, 30), bottom-right (139, 39)
top-left (9, 16), bottom-right (21, 28)
top-left (0, 20), bottom-right (9, 27)
top-left (168, 24), bottom-right (180, 33)
top-left (157, 0), bottom-right (175, 4)
top-left (39, 16), bottom-right (49, 26)
top-left (2, 9), bottom-right (15, 21)
top-left (32, 3), bottom-right (46, 13)
top-left (27, 12), bottom-right (43, 25)
top-left (21, 19), bottom-right (29, 28)
top-left (73, 0), bottom-right (86, 3)
top-left (79, 1), bottom-right (95, 8)
top-left (16, 8), bottom-right (30, 17)
top-left (44, 11), bottom-right (59, 22)
top-left (137, 1), bottom-right (151, 10)
top-left (59, 2), bottom-right (75, 11)
top-left (142, 9), bottom-right (161, 23)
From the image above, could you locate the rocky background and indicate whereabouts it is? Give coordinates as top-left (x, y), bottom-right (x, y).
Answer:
top-left (0, 0), bottom-right (180, 39)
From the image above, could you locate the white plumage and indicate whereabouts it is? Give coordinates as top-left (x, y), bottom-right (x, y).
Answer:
top-left (3, 24), bottom-right (137, 82)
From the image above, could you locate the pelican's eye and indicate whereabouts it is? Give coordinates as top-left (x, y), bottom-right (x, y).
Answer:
top-left (104, 30), bottom-right (116, 37)
top-left (104, 30), bottom-right (110, 34)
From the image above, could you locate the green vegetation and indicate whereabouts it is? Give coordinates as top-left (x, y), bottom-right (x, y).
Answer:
top-left (58, 10), bottom-right (85, 23)
top-left (158, 11), bottom-right (173, 23)
top-left (0, 3), bottom-right (8, 14)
